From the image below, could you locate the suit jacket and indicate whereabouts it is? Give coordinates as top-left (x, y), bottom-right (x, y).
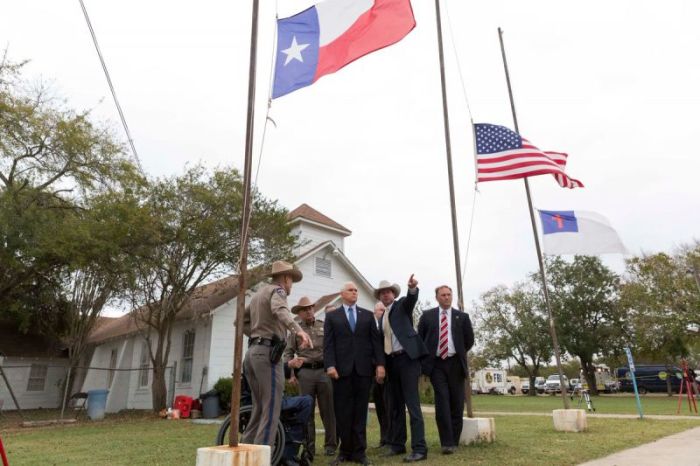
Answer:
top-left (324, 304), bottom-right (385, 377)
top-left (381, 289), bottom-right (429, 360)
top-left (417, 307), bottom-right (474, 376)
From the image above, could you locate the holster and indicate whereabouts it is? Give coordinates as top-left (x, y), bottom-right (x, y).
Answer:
top-left (269, 334), bottom-right (287, 364)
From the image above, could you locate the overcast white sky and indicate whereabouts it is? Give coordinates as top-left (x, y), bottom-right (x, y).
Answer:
top-left (2, 0), bottom-right (699, 312)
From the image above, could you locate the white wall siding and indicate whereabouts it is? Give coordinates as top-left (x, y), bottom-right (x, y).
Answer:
top-left (289, 252), bottom-right (374, 310)
top-left (292, 223), bottom-right (345, 255)
top-left (0, 357), bottom-right (68, 410)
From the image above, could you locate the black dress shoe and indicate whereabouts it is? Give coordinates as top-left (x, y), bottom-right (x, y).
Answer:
top-left (329, 455), bottom-right (348, 465)
top-left (403, 452), bottom-right (427, 462)
top-left (355, 457), bottom-right (372, 465)
top-left (325, 447), bottom-right (337, 456)
top-left (381, 448), bottom-right (406, 457)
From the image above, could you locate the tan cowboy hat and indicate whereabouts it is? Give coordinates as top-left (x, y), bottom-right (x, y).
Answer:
top-left (373, 280), bottom-right (401, 300)
top-left (291, 296), bottom-right (315, 314)
top-left (269, 260), bottom-right (303, 282)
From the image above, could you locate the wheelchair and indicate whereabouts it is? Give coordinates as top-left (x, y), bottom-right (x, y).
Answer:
top-left (215, 405), bottom-right (286, 465)
top-left (215, 396), bottom-right (313, 466)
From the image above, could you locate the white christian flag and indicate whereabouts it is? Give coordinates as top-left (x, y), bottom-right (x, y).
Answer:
top-left (538, 210), bottom-right (628, 255)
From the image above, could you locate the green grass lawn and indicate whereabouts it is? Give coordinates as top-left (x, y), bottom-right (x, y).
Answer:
top-left (2, 409), bottom-right (699, 465)
top-left (472, 393), bottom-right (700, 416)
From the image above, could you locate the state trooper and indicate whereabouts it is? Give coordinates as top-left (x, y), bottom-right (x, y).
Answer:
top-left (242, 261), bottom-right (312, 447)
top-left (285, 296), bottom-right (337, 457)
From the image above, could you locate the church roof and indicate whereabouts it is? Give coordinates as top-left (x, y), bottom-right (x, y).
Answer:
top-left (288, 204), bottom-right (351, 235)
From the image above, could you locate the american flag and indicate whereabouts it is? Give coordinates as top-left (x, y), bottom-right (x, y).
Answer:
top-left (474, 123), bottom-right (584, 189)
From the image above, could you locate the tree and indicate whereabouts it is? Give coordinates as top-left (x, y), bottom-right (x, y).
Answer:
top-left (128, 165), bottom-right (296, 411)
top-left (474, 282), bottom-right (552, 396)
top-left (620, 243), bottom-right (700, 393)
top-left (0, 54), bottom-right (140, 327)
top-left (545, 256), bottom-right (625, 395)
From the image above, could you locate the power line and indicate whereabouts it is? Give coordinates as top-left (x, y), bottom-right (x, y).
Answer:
top-left (78, 0), bottom-right (144, 173)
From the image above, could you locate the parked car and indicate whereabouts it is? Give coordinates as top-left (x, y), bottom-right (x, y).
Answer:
top-left (535, 376), bottom-right (546, 394)
top-left (521, 379), bottom-right (530, 395)
top-left (544, 374), bottom-right (569, 394)
top-left (616, 365), bottom-right (682, 394)
top-left (521, 377), bottom-right (546, 395)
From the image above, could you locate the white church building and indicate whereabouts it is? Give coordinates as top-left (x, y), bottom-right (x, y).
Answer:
top-left (80, 204), bottom-right (376, 411)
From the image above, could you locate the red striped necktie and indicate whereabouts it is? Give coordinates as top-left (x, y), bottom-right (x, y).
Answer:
top-left (439, 309), bottom-right (449, 359)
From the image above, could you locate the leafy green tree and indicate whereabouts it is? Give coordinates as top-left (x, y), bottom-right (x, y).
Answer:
top-left (0, 55), bottom-right (140, 327)
top-left (128, 165), bottom-right (296, 411)
top-left (545, 256), bottom-right (625, 395)
top-left (620, 243), bottom-right (700, 393)
top-left (474, 282), bottom-right (552, 396)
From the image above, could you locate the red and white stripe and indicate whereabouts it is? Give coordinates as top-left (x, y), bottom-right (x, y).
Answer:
top-left (476, 140), bottom-right (584, 189)
top-left (438, 311), bottom-right (448, 359)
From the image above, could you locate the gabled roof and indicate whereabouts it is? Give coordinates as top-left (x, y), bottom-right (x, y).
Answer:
top-left (0, 322), bottom-right (67, 358)
top-left (295, 240), bottom-right (376, 299)
top-left (88, 275), bottom-right (243, 345)
top-left (288, 204), bottom-right (351, 235)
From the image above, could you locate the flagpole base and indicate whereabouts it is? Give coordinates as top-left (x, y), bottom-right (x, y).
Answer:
top-left (459, 417), bottom-right (496, 445)
top-left (195, 444), bottom-right (270, 466)
top-left (552, 409), bottom-right (587, 432)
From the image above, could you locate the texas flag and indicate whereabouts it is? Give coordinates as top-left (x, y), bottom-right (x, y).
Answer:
top-left (272, 0), bottom-right (416, 98)
top-left (538, 210), bottom-right (628, 255)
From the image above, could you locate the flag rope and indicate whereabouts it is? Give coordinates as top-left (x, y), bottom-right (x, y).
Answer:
top-left (460, 185), bottom-right (478, 287)
top-left (444, 0), bottom-right (474, 122)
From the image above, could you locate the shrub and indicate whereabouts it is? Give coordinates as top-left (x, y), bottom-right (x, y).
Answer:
top-left (214, 377), bottom-right (233, 411)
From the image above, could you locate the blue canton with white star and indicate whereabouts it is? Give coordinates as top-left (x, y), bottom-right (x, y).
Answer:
top-left (272, 7), bottom-right (320, 99)
top-left (474, 123), bottom-right (523, 154)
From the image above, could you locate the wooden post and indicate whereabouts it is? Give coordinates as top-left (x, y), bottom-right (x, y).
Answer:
top-left (433, 0), bottom-right (474, 417)
top-left (497, 27), bottom-right (570, 409)
top-left (229, 0), bottom-right (260, 446)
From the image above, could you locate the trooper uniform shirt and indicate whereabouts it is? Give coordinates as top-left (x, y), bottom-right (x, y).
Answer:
top-left (245, 284), bottom-right (302, 339)
top-left (284, 317), bottom-right (325, 363)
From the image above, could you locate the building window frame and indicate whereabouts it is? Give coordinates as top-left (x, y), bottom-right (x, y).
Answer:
top-left (26, 364), bottom-right (48, 392)
top-left (139, 343), bottom-right (150, 388)
top-left (315, 256), bottom-right (332, 278)
top-left (180, 329), bottom-right (195, 384)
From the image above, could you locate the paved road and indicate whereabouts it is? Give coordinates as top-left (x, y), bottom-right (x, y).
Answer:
top-left (578, 426), bottom-right (700, 466)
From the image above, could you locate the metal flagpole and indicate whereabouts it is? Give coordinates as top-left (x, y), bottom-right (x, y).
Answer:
top-left (434, 0), bottom-right (474, 418)
top-left (497, 27), bottom-right (570, 409)
top-left (229, 0), bottom-right (261, 446)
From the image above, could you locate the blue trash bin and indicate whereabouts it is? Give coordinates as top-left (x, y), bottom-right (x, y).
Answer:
top-left (87, 389), bottom-right (109, 420)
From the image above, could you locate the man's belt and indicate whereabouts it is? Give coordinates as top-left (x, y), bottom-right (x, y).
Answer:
top-left (300, 361), bottom-right (324, 370)
top-left (249, 336), bottom-right (274, 347)
top-left (389, 349), bottom-right (406, 357)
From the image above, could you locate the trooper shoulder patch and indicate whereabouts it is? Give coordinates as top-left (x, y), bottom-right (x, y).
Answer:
top-left (275, 287), bottom-right (287, 298)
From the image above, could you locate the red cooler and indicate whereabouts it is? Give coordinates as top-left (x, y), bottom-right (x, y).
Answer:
top-left (173, 395), bottom-right (193, 418)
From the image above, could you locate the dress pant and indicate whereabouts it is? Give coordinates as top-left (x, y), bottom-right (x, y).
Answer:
top-left (430, 355), bottom-right (465, 447)
top-left (333, 369), bottom-right (372, 462)
top-left (386, 352), bottom-right (427, 455)
top-left (297, 366), bottom-right (337, 452)
top-left (242, 345), bottom-right (284, 446)
top-left (372, 378), bottom-right (390, 445)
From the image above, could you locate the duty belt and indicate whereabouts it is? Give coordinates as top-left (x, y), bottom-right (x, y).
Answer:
top-left (249, 337), bottom-right (274, 347)
top-left (300, 361), bottom-right (324, 370)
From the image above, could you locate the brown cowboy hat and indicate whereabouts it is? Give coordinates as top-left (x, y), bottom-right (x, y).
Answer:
top-left (269, 260), bottom-right (303, 282)
top-left (291, 296), bottom-right (315, 314)
top-left (373, 280), bottom-right (401, 300)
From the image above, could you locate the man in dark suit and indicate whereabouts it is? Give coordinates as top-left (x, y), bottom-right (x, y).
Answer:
top-left (377, 275), bottom-right (428, 462)
top-left (324, 282), bottom-right (385, 466)
top-left (371, 302), bottom-right (391, 448)
top-left (417, 285), bottom-right (474, 454)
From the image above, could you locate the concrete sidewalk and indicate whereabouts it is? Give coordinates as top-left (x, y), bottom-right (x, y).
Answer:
top-left (578, 426), bottom-right (700, 465)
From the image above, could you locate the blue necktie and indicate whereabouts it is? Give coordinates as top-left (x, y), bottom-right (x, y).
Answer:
top-left (347, 307), bottom-right (356, 332)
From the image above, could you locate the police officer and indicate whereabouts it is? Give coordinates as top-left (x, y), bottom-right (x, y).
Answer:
top-left (285, 296), bottom-right (337, 457)
top-left (242, 260), bottom-right (312, 446)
